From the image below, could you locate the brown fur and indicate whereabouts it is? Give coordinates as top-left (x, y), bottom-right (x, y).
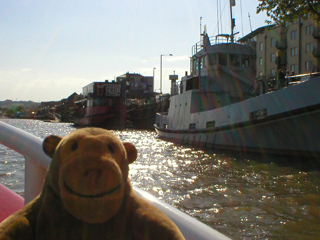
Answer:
top-left (0, 128), bottom-right (185, 240)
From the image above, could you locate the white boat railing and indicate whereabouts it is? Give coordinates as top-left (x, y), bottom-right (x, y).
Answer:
top-left (0, 121), bottom-right (50, 203)
top-left (0, 121), bottom-right (230, 240)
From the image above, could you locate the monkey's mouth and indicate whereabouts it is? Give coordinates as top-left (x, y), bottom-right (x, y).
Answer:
top-left (63, 182), bottom-right (121, 198)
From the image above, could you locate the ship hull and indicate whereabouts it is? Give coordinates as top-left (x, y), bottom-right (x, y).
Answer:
top-left (155, 77), bottom-right (320, 157)
top-left (74, 106), bottom-right (126, 129)
top-left (74, 112), bottom-right (115, 127)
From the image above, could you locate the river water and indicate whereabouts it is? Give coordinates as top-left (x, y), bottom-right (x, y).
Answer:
top-left (0, 119), bottom-right (320, 239)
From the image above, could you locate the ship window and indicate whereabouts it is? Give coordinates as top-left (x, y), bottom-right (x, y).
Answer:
top-left (200, 56), bottom-right (206, 68)
top-left (194, 58), bottom-right (199, 72)
top-left (242, 55), bottom-right (251, 67)
top-left (250, 109), bottom-right (267, 120)
top-left (186, 77), bottom-right (200, 91)
top-left (230, 54), bottom-right (240, 67)
top-left (206, 121), bottom-right (215, 128)
top-left (190, 60), bottom-right (194, 75)
top-left (97, 84), bottom-right (104, 96)
top-left (208, 54), bottom-right (217, 66)
top-left (189, 123), bottom-right (196, 130)
top-left (87, 99), bottom-right (93, 107)
top-left (93, 99), bottom-right (105, 106)
top-left (218, 53), bottom-right (228, 65)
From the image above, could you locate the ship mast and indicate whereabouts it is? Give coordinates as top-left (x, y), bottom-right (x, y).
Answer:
top-left (230, 0), bottom-right (236, 43)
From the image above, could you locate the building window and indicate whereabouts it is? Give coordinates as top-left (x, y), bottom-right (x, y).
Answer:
top-left (306, 43), bottom-right (313, 53)
top-left (189, 123), bottom-right (196, 130)
top-left (290, 64), bottom-right (298, 74)
top-left (270, 69), bottom-right (276, 78)
top-left (259, 57), bottom-right (263, 66)
top-left (259, 42), bottom-right (263, 51)
top-left (306, 25), bottom-right (314, 35)
top-left (271, 38), bottom-right (276, 47)
top-left (291, 30), bottom-right (298, 40)
top-left (306, 61), bottom-right (313, 71)
top-left (291, 47), bottom-right (298, 56)
top-left (271, 53), bottom-right (276, 63)
top-left (259, 71), bottom-right (263, 77)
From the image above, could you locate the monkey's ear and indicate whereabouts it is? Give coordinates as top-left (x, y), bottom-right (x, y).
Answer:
top-left (123, 142), bottom-right (137, 164)
top-left (43, 135), bottom-right (63, 158)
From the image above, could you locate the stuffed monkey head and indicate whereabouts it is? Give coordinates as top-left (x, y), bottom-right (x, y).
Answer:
top-left (42, 127), bottom-right (137, 224)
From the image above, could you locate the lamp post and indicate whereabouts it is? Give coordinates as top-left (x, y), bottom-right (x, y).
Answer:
top-left (160, 54), bottom-right (173, 93)
top-left (153, 67), bottom-right (156, 92)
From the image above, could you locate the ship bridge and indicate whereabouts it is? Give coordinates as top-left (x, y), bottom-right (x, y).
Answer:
top-left (181, 33), bottom-right (256, 107)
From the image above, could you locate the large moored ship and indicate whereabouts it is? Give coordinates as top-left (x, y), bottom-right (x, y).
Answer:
top-left (155, 3), bottom-right (320, 157)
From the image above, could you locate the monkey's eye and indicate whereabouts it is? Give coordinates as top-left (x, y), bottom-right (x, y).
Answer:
top-left (71, 142), bottom-right (78, 151)
top-left (108, 144), bottom-right (115, 153)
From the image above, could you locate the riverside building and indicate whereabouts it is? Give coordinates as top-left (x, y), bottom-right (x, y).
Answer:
top-left (239, 15), bottom-right (320, 85)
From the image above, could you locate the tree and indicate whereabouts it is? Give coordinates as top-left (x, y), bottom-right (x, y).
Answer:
top-left (5, 108), bottom-right (15, 118)
top-left (15, 105), bottom-right (24, 112)
top-left (257, 0), bottom-right (320, 25)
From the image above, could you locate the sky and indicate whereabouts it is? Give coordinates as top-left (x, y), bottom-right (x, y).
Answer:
top-left (0, 0), bottom-right (270, 102)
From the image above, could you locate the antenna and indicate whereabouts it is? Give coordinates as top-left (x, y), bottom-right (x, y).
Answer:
top-left (230, 0), bottom-right (236, 43)
top-left (217, 0), bottom-right (219, 35)
top-left (200, 16), bottom-right (202, 42)
top-left (248, 12), bottom-right (252, 32)
top-left (219, 0), bottom-right (223, 34)
top-left (240, 0), bottom-right (244, 36)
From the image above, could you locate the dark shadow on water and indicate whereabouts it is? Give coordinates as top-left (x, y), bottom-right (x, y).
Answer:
top-left (173, 141), bottom-right (320, 172)
top-left (236, 151), bottom-right (320, 172)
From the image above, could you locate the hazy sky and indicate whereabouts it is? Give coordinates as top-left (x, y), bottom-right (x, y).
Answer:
top-left (0, 0), bottom-right (269, 102)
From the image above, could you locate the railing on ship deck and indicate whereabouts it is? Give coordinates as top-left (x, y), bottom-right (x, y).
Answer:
top-left (192, 34), bottom-right (233, 55)
top-left (0, 121), bottom-right (230, 240)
